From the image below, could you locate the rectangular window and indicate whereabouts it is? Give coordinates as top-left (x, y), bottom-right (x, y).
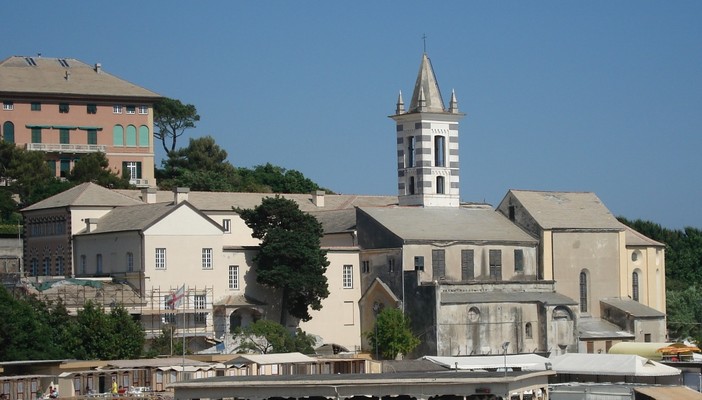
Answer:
top-left (87, 104), bottom-right (97, 114)
top-left (113, 105), bottom-right (123, 114)
top-left (229, 265), bottom-right (239, 290)
top-left (434, 136), bottom-right (445, 167)
top-left (127, 252), bottom-right (134, 272)
top-left (2, 101), bottom-right (13, 111)
top-left (414, 256), bottom-right (424, 271)
top-left (80, 255), bottom-right (87, 275)
top-left (126, 105), bottom-right (136, 114)
top-left (514, 249), bottom-right (524, 273)
top-left (194, 295), bottom-right (206, 323)
top-left (432, 249), bottom-right (445, 279)
top-left (461, 249), bottom-right (474, 280)
top-left (222, 219), bottom-right (231, 233)
top-left (31, 128), bottom-right (42, 143)
top-left (87, 129), bottom-right (97, 145)
top-left (163, 297), bottom-right (176, 323)
top-left (489, 249), bottom-right (502, 280)
top-left (60, 128), bottom-right (70, 144)
top-left (31, 102), bottom-right (41, 111)
top-left (139, 105), bottom-right (148, 114)
top-left (202, 248), bottom-right (213, 269)
top-left (59, 103), bottom-right (69, 113)
top-left (644, 333), bottom-right (651, 342)
top-left (60, 159), bottom-right (70, 177)
top-left (407, 136), bottom-right (416, 167)
top-left (96, 254), bottom-right (103, 274)
top-left (388, 257), bottom-right (395, 273)
top-left (362, 260), bottom-right (370, 273)
top-left (123, 161), bottom-right (141, 180)
top-left (155, 248), bottom-right (166, 269)
top-left (342, 265), bottom-right (353, 288)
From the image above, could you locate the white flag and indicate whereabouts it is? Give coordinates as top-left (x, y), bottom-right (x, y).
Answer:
top-left (166, 285), bottom-right (186, 309)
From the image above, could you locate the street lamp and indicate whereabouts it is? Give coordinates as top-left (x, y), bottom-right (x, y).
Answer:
top-left (501, 341), bottom-right (510, 377)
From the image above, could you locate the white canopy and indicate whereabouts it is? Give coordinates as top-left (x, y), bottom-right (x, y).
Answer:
top-left (550, 353), bottom-right (681, 377)
top-left (422, 354), bottom-right (551, 371)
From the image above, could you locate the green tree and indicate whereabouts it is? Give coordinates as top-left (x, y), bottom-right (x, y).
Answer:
top-left (70, 301), bottom-right (144, 360)
top-left (237, 196), bottom-right (329, 325)
top-left (146, 327), bottom-right (184, 357)
top-left (157, 136), bottom-right (239, 190)
top-left (0, 287), bottom-right (59, 360)
top-left (241, 163), bottom-right (325, 194)
top-left (666, 285), bottom-right (702, 342)
top-left (232, 319), bottom-right (315, 354)
top-left (366, 308), bottom-right (420, 360)
top-left (69, 152), bottom-right (132, 189)
top-left (154, 97), bottom-right (200, 154)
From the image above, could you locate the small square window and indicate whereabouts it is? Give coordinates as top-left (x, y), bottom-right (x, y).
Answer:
top-left (414, 256), bottom-right (424, 271)
top-left (87, 104), bottom-right (97, 114)
top-left (138, 105), bottom-right (148, 114)
top-left (3, 101), bottom-right (13, 111)
top-left (31, 102), bottom-right (41, 111)
top-left (126, 106), bottom-right (136, 114)
top-left (113, 105), bottom-right (123, 114)
top-left (222, 219), bottom-right (231, 233)
top-left (59, 103), bottom-right (69, 113)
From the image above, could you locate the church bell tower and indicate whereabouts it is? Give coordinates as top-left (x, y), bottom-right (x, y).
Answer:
top-left (390, 53), bottom-right (464, 207)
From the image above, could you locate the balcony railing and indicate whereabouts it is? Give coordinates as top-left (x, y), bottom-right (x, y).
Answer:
top-left (26, 143), bottom-right (107, 153)
top-left (130, 179), bottom-right (151, 188)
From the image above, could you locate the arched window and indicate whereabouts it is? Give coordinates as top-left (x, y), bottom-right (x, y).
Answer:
top-left (113, 125), bottom-right (124, 146)
top-left (436, 176), bottom-right (445, 194)
top-left (407, 136), bottom-right (416, 168)
top-left (409, 176), bottom-right (415, 195)
top-left (579, 271), bottom-right (588, 312)
top-left (632, 271), bottom-right (640, 301)
top-left (434, 135), bottom-right (445, 167)
top-left (138, 125), bottom-right (150, 147)
top-left (126, 125), bottom-right (137, 146)
top-left (2, 121), bottom-right (14, 143)
top-left (43, 257), bottom-right (51, 276)
top-left (525, 322), bottom-right (533, 339)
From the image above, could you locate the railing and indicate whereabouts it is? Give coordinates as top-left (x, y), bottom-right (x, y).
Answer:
top-left (26, 143), bottom-right (107, 153)
top-left (129, 179), bottom-right (150, 188)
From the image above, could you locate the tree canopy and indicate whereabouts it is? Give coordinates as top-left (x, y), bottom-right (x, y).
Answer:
top-left (231, 319), bottom-right (316, 354)
top-left (154, 97), bottom-right (200, 154)
top-left (366, 307), bottom-right (420, 360)
top-left (237, 196), bottom-right (329, 325)
top-left (69, 152), bottom-right (132, 189)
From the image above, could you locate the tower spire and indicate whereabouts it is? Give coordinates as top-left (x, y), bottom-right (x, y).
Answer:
top-left (409, 53), bottom-right (445, 113)
top-left (396, 91), bottom-right (405, 114)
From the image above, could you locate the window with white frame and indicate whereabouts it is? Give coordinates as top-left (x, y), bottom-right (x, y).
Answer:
top-left (229, 265), bottom-right (239, 290)
top-left (202, 248), bottom-right (213, 269)
top-left (3, 101), bottom-right (13, 111)
top-left (163, 296), bottom-right (176, 323)
top-left (113, 105), bottom-right (123, 114)
top-left (222, 219), bottom-right (231, 233)
top-left (155, 248), bottom-right (166, 269)
top-left (126, 105), bottom-right (136, 114)
top-left (138, 105), bottom-right (148, 114)
top-left (194, 294), bottom-right (206, 323)
top-left (342, 265), bottom-right (353, 288)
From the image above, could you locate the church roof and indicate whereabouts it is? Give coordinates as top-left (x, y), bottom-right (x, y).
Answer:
top-left (75, 202), bottom-right (179, 234)
top-left (505, 190), bottom-right (623, 230)
top-left (408, 53), bottom-right (446, 113)
top-left (441, 290), bottom-right (576, 306)
top-left (622, 223), bottom-right (665, 247)
top-left (0, 56), bottom-right (160, 99)
top-left (358, 205), bottom-right (537, 244)
top-left (21, 182), bottom-right (142, 211)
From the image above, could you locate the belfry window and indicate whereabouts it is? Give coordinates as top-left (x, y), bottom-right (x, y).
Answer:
top-left (434, 135), bottom-right (445, 167)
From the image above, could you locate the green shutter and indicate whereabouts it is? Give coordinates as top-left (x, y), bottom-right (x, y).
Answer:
top-left (59, 129), bottom-right (70, 144)
top-left (31, 128), bottom-right (42, 143)
top-left (113, 125), bottom-right (124, 146)
top-left (87, 129), bottom-right (97, 145)
top-left (136, 162), bottom-right (142, 179)
top-left (2, 122), bottom-right (14, 143)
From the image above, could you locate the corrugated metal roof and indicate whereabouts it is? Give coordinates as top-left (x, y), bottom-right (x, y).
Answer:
top-left (225, 352), bottom-right (316, 365)
top-left (358, 205), bottom-right (538, 243)
top-left (424, 354), bottom-right (551, 371)
top-left (550, 353), bottom-right (680, 376)
top-left (507, 190), bottom-right (622, 230)
top-left (0, 56), bottom-right (160, 99)
top-left (634, 385), bottom-right (702, 399)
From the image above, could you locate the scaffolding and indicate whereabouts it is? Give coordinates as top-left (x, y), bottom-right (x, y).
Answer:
top-left (142, 286), bottom-right (215, 343)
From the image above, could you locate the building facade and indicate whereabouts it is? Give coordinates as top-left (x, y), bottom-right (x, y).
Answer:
top-left (0, 56), bottom-right (160, 186)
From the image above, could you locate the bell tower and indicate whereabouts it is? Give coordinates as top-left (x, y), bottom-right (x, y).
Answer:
top-left (390, 54), bottom-right (464, 207)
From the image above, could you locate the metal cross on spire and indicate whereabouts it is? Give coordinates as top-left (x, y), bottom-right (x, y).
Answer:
top-left (422, 33), bottom-right (428, 53)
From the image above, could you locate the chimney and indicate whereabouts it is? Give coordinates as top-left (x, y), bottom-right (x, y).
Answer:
top-left (142, 187), bottom-right (157, 204)
top-left (312, 190), bottom-right (325, 208)
top-left (85, 218), bottom-right (98, 233)
top-left (174, 187), bottom-right (189, 204)
top-left (95, 63), bottom-right (102, 73)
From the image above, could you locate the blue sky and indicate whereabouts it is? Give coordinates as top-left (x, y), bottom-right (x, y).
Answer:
top-left (3, 2), bottom-right (701, 229)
